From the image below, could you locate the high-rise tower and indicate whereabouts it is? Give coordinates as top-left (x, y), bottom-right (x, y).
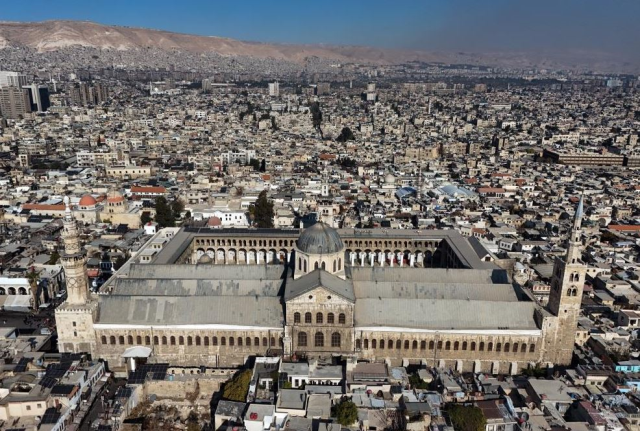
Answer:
top-left (547, 195), bottom-right (586, 365)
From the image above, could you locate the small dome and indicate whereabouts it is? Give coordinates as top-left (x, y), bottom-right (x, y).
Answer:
top-left (198, 254), bottom-right (212, 264)
top-left (107, 191), bottom-right (124, 203)
top-left (79, 194), bottom-right (97, 207)
top-left (297, 222), bottom-right (343, 255)
top-left (208, 216), bottom-right (222, 227)
top-left (384, 173), bottom-right (395, 184)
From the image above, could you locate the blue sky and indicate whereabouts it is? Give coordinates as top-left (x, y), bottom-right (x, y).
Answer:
top-left (2, 0), bottom-right (639, 57)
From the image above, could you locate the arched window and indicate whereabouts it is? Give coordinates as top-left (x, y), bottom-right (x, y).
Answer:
top-left (110, 336), bottom-right (116, 345)
top-left (471, 342), bottom-right (476, 351)
top-left (321, 262), bottom-right (326, 270)
top-left (135, 335), bottom-right (141, 344)
top-left (338, 258), bottom-right (342, 271)
top-left (496, 343), bottom-right (502, 352)
top-left (529, 344), bottom-right (536, 353)
top-left (338, 313), bottom-right (346, 324)
top-left (237, 337), bottom-right (242, 346)
top-left (170, 336), bottom-right (176, 345)
top-left (298, 332), bottom-right (308, 347)
top-left (162, 336), bottom-right (168, 345)
top-left (327, 313), bottom-right (335, 324)
top-left (421, 341), bottom-right (426, 350)
top-left (127, 335), bottom-right (133, 345)
top-left (246, 337), bottom-right (251, 346)
top-left (212, 336), bottom-right (218, 346)
top-left (372, 339), bottom-right (377, 349)
top-left (305, 312), bottom-right (312, 323)
top-left (263, 337), bottom-right (268, 346)
top-left (333, 260), bottom-right (337, 272)
top-left (195, 336), bottom-right (201, 346)
top-left (179, 336), bottom-right (185, 346)
top-left (145, 336), bottom-right (151, 345)
top-left (412, 340), bottom-right (418, 350)
top-left (221, 337), bottom-right (226, 346)
top-left (271, 337), bottom-right (276, 346)
top-left (404, 340), bottom-right (410, 350)
top-left (314, 262), bottom-right (319, 270)
top-left (504, 343), bottom-right (510, 353)
top-left (298, 258), bottom-right (301, 270)
top-left (379, 339), bottom-right (385, 349)
top-left (388, 340), bottom-right (394, 349)
top-left (204, 337), bottom-right (209, 346)
top-left (255, 337), bottom-right (260, 346)
top-left (315, 332), bottom-right (324, 347)
top-left (304, 261), bottom-right (307, 272)
top-left (437, 341), bottom-right (443, 350)
top-left (513, 343), bottom-right (519, 353)
top-left (331, 332), bottom-right (341, 348)
top-left (445, 341), bottom-right (451, 351)
top-left (364, 339), bottom-right (369, 349)
top-left (187, 336), bottom-right (193, 346)
top-left (119, 336), bottom-right (125, 345)
top-left (396, 340), bottom-right (402, 349)
top-left (487, 342), bottom-right (493, 352)
top-left (356, 339), bottom-right (361, 349)
top-left (316, 313), bottom-right (323, 324)
top-left (429, 341), bottom-right (435, 350)
top-left (229, 337), bottom-right (235, 346)
top-left (462, 341), bottom-right (468, 351)
top-left (294, 312), bottom-right (301, 324)
top-left (154, 336), bottom-right (159, 345)
top-left (101, 336), bottom-right (107, 344)
top-left (454, 341), bottom-right (459, 351)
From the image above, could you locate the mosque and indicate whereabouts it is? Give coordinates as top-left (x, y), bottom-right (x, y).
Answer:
top-left (55, 197), bottom-right (586, 374)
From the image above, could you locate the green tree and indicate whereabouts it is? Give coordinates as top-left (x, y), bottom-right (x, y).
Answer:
top-left (48, 251), bottom-right (60, 265)
top-left (336, 127), bottom-right (355, 142)
top-left (253, 190), bottom-right (274, 228)
top-left (447, 404), bottom-right (486, 431)
top-left (259, 159), bottom-right (266, 172)
top-left (222, 370), bottom-right (252, 402)
top-left (140, 211), bottom-right (152, 225)
top-left (171, 198), bottom-right (185, 221)
top-left (249, 158), bottom-right (261, 171)
top-left (332, 399), bottom-right (358, 427)
top-left (154, 196), bottom-right (175, 227)
top-left (113, 255), bottom-right (127, 271)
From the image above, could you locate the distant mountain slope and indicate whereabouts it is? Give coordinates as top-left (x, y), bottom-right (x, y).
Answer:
top-left (0, 20), bottom-right (635, 73)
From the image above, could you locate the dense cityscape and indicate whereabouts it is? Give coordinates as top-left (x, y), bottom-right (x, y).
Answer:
top-left (0, 8), bottom-right (639, 431)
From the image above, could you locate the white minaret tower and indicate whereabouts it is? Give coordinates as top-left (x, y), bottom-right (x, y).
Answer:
top-left (61, 196), bottom-right (88, 304)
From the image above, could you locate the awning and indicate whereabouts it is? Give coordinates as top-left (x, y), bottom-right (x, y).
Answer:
top-left (3, 295), bottom-right (31, 312)
top-left (121, 346), bottom-right (152, 358)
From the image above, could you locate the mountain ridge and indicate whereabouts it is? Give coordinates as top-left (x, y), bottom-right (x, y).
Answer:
top-left (0, 20), bottom-right (636, 73)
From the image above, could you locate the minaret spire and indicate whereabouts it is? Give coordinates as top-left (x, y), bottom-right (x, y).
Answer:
top-left (61, 196), bottom-right (88, 304)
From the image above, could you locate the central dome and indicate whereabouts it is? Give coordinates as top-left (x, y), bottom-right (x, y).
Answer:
top-left (297, 222), bottom-right (343, 255)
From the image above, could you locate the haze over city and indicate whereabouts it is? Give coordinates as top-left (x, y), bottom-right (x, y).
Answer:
top-left (0, 1), bottom-right (639, 431)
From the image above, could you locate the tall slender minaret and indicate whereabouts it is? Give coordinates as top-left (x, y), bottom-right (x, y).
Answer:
top-left (547, 195), bottom-right (586, 365)
top-left (61, 196), bottom-right (88, 304)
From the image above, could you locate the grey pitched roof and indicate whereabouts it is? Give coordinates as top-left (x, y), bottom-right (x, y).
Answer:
top-left (111, 278), bottom-right (283, 297)
top-left (285, 269), bottom-right (354, 302)
top-left (126, 263), bottom-right (286, 280)
top-left (355, 299), bottom-right (538, 330)
top-left (97, 295), bottom-right (282, 327)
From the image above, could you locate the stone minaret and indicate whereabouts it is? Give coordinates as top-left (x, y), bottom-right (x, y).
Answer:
top-left (55, 196), bottom-right (97, 355)
top-left (61, 196), bottom-right (88, 304)
top-left (547, 195), bottom-right (586, 365)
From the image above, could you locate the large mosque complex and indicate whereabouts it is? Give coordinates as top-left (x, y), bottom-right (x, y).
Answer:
top-left (55, 197), bottom-right (587, 375)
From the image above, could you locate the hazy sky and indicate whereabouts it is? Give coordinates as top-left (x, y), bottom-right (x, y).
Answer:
top-left (2, 0), bottom-right (639, 58)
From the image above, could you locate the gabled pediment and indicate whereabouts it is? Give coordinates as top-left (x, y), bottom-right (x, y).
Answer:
top-left (284, 269), bottom-right (354, 303)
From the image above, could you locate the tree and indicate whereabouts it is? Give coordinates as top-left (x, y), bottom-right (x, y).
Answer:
top-left (113, 255), bottom-right (127, 271)
top-left (222, 370), bottom-right (252, 402)
top-left (332, 399), bottom-right (358, 427)
top-left (154, 197), bottom-right (175, 227)
top-left (259, 159), bottom-right (266, 172)
top-left (249, 158), bottom-right (261, 171)
top-left (140, 211), bottom-right (152, 225)
top-left (48, 251), bottom-right (60, 265)
top-left (253, 190), bottom-right (274, 228)
top-left (447, 404), bottom-right (486, 431)
top-left (171, 198), bottom-right (185, 221)
top-left (26, 267), bottom-right (40, 310)
top-left (336, 127), bottom-right (355, 142)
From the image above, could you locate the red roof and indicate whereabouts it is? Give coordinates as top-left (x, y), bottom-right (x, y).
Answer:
top-left (131, 186), bottom-right (166, 194)
top-left (609, 225), bottom-right (640, 232)
top-left (477, 187), bottom-right (506, 193)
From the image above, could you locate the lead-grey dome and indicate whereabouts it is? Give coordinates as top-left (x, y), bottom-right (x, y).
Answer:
top-left (297, 222), bottom-right (343, 255)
